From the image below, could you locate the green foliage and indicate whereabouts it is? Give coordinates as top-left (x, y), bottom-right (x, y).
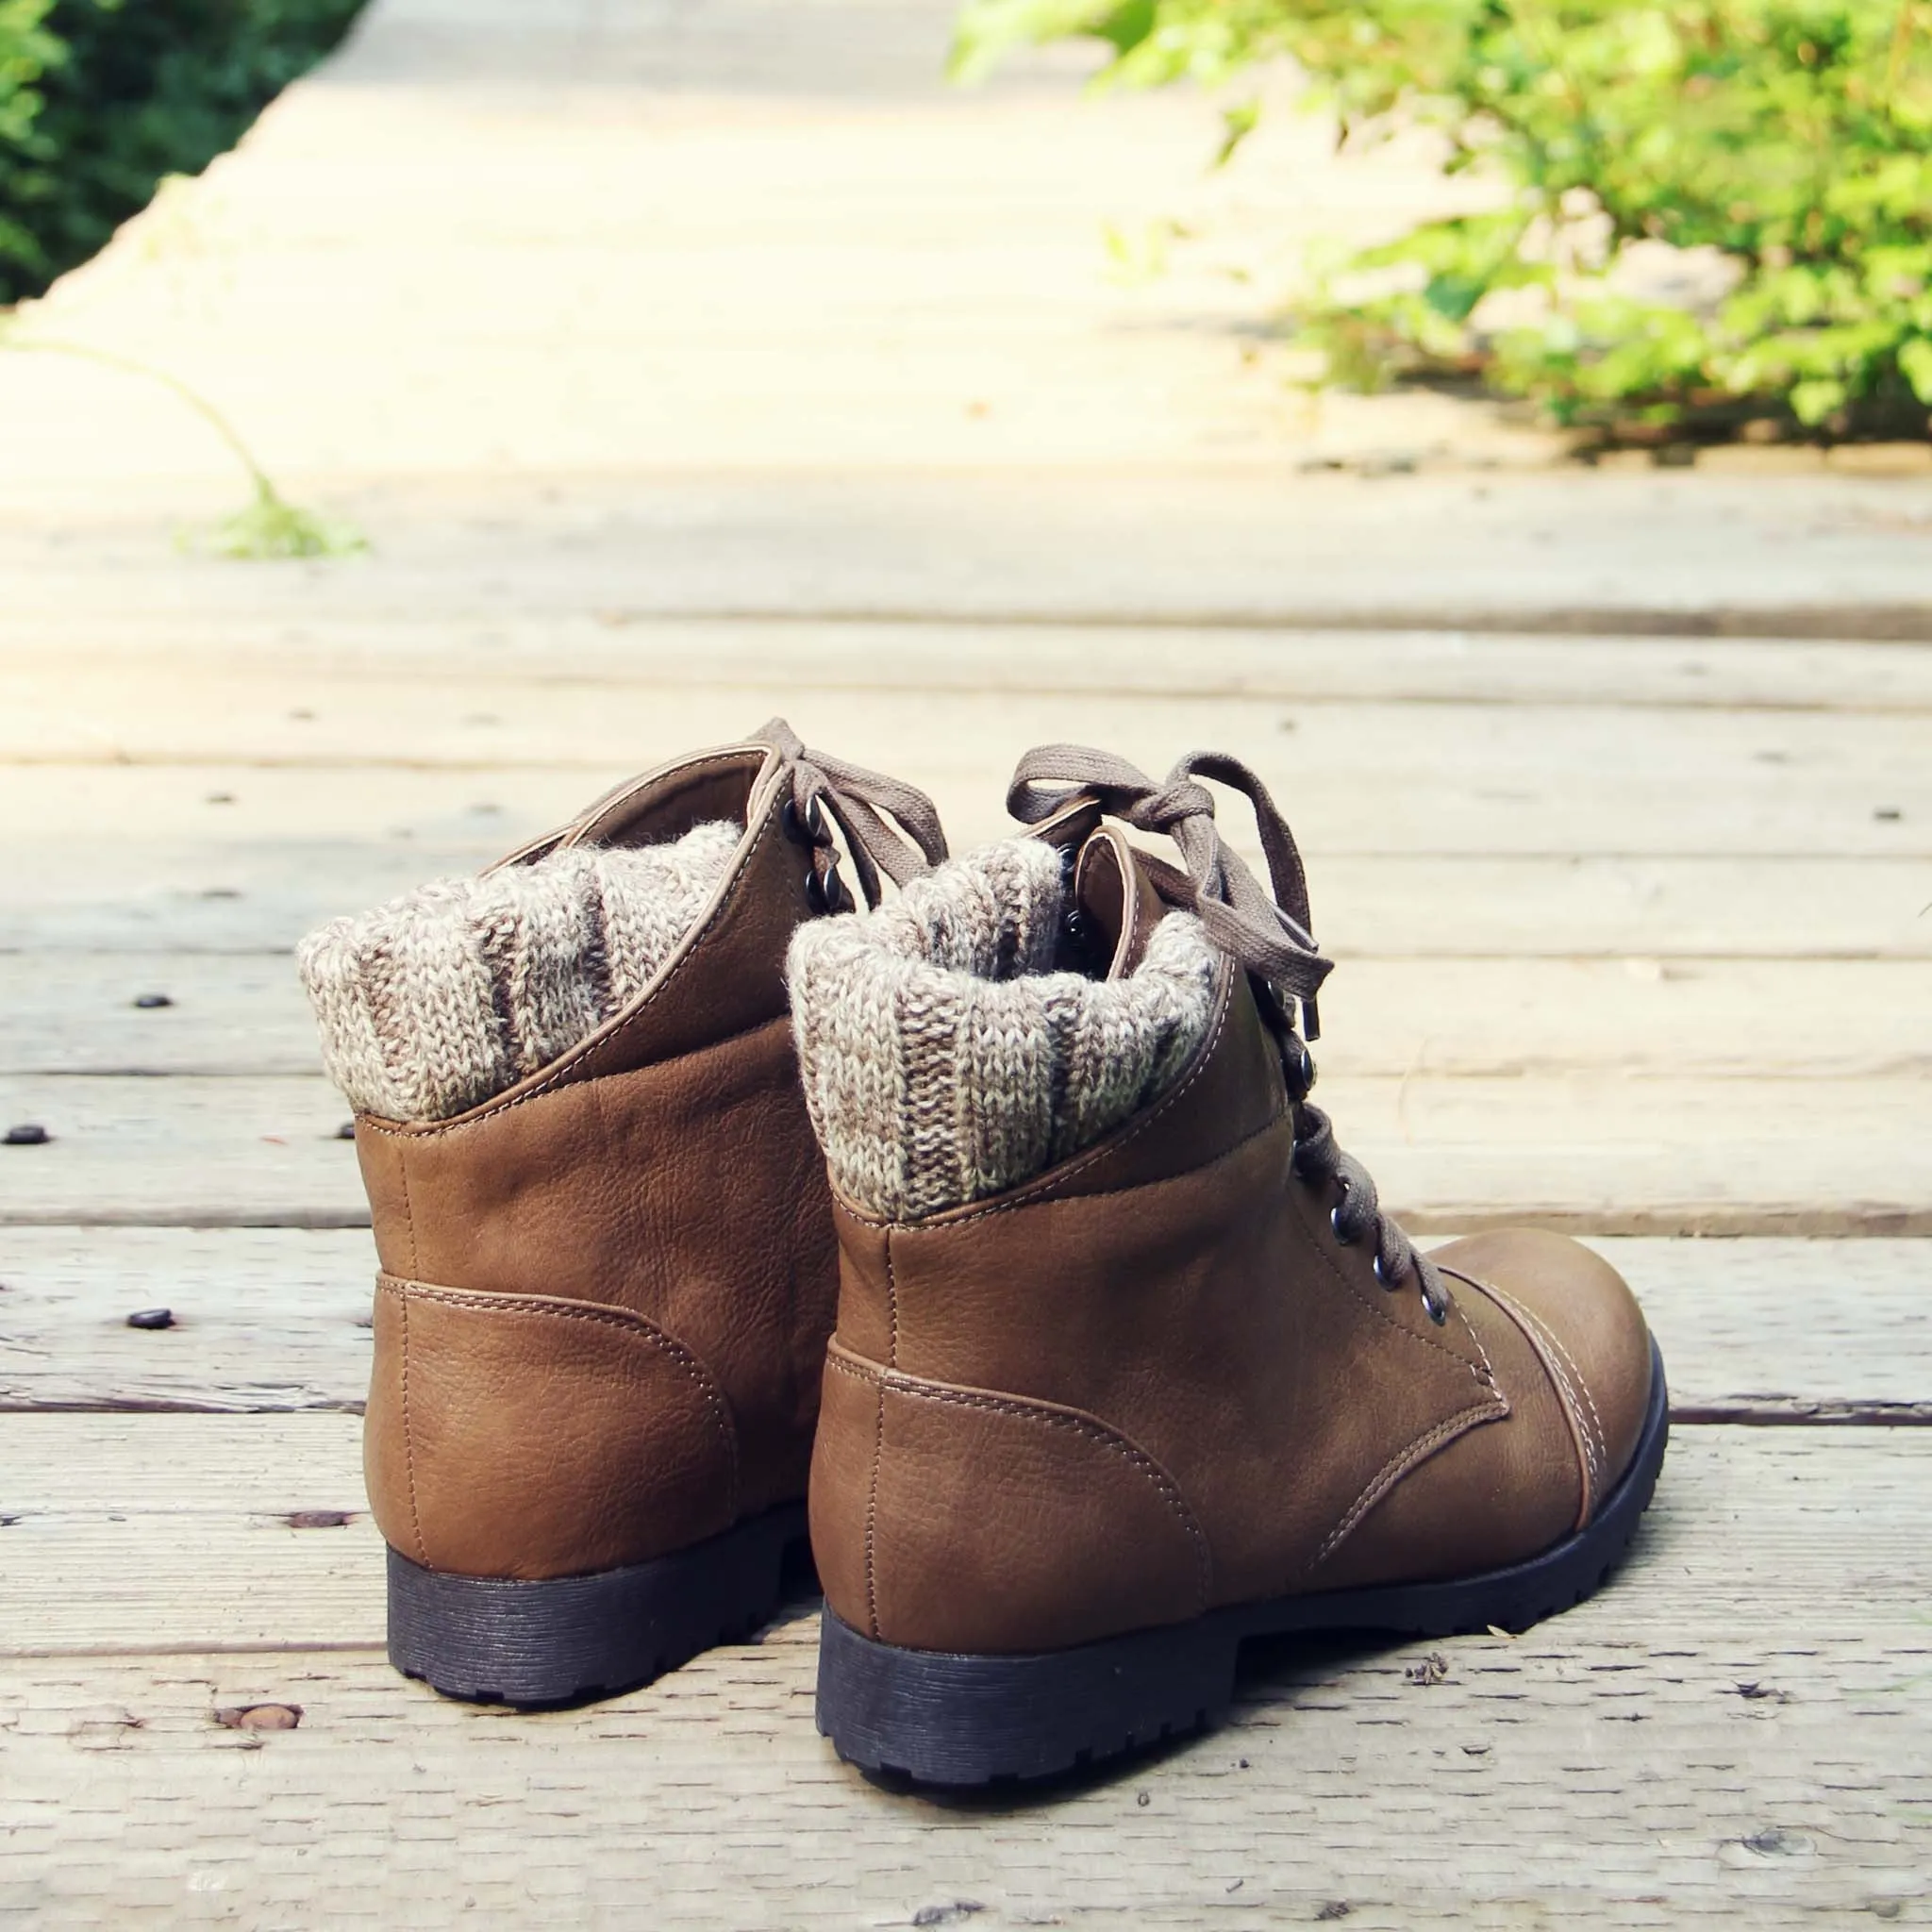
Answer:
top-left (0, 2), bottom-right (59, 278)
top-left (954, 0), bottom-right (1932, 441)
top-left (194, 475), bottom-right (365, 558)
top-left (0, 0), bottom-right (364, 304)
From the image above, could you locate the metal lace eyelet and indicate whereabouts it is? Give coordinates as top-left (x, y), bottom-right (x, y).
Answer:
top-left (1421, 1287), bottom-right (1449, 1325)
top-left (1329, 1203), bottom-right (1356, 1244)
top-left (1373, 1253), bottom-right (1399, 1290)
top-left (782, 796), bottom-right (827, 846)
top-left (1279, 1037), bottom-right (1317, 1101)
top-left (805, 868), bottom-right (829, 915)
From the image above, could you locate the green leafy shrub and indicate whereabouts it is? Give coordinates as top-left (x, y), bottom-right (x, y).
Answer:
top-left (0, 0), bottom-right (364, 304)
top-left (955, 0), bottom-right (1932, 441)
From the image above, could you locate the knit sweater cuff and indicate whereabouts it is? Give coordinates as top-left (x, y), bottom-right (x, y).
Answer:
top-left (298, 820), bottom-right (740, 1122)
top-left (787, 839), bottom-right (1217, 1223)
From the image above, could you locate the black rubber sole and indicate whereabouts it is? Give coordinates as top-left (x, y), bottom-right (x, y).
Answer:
top-left (389, 1501), bottom-right (809, 1706)
top-left (817, 1342), bottom-right (1670, 1786)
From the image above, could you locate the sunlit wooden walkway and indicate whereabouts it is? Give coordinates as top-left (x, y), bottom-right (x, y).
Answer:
top-left (2, 1), bottom-right (1929, 1924)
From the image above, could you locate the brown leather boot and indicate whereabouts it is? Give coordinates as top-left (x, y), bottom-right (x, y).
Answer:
top-left (794, 745), bottom-right (1666, 1784)
top-left (317, 722), bottom-right (944, 1704)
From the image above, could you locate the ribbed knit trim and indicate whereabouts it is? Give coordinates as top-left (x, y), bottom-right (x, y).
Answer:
top-left (787, 839), bottom-right (1216, 1222)
top-left (298, 820), bottom-right (740, 1122)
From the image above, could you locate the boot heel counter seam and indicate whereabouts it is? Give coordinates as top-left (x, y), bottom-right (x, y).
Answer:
top-left (824, 1348), bottom-right (1214, 1610)
top-left (858, 1237), bottom-right (902, 1640)
top-left (396, 1284), bottom-right (429, 1564)
top-left (395, 1131), bottom-right (419, 1279)
top-left (392, 1144), bottom-right (428, 1563)
top-left (860, 1379), bottom-right (885, 1641)
top-left (377, 1275), bottom-right (743, 1524)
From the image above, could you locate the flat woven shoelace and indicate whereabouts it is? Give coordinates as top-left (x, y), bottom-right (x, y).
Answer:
top-left (1008, 743), bottom-right (1446, 1319)
top-left (759, 717), bottom-right (949, 909)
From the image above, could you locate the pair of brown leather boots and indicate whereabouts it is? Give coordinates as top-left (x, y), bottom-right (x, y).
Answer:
top-left (330, 721), bottom-right (1666, 1787)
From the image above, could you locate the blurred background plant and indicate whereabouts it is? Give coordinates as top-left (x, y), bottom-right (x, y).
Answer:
top-left (1, 0), bottom-right (362, 305)
top-left (1, 0), bottom-right (367, 554)
top-left (955, 0), bottom-right (1932, 446)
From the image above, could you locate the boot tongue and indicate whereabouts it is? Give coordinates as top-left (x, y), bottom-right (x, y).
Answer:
top-left (1073, 825), bottom-right (1169, 980)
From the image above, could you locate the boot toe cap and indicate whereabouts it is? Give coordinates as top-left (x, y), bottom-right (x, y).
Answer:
top-left (1430, 1227), bottom-right (1657, 1503)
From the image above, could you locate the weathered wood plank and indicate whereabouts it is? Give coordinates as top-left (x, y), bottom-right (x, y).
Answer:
top-left (0, 1415), bottom-right (373, 1653)
top-left (0, 1075), bottom-right (363, 1229)
top-left (3, 838), bottom-right (504, 954)
top-left (0, 1626), bottom-right (1926, 1927)
top-left (3, 954), bottom-right (320, 1075)
top-left (11, 465), bottom-right (1932, 643)
top-left (0, 1420), bottom-right (1925, 1648)
top-left (7, 621), bottom-right (1932, 718)
top-left (0, 1227), bottom-right (375, 1413)
top-left (1, 1413), bottom-right (367, 1516)
top-left (1347, 1075), bottom-right (1930, 1233)
top-left (8, 952), bottom-right (1926, 1081)
top-left (2, 1072), bottom-right (1924, 1234)
top-left (0, 1423), bottom-right (1926, 1924)
top-left (5, 697), bottom-right (1926, 858)
top-left (1616, 1237), bottom-right (1932, 1424)
top-left (3, 1230), bottom-right (1926, 1421)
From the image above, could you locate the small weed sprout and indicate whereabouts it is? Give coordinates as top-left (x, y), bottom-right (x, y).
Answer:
top-left (0, 323), bottom-right (365, 559)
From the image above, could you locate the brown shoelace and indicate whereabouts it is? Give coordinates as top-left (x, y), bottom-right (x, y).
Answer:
top-left (1008, 743), bottom-right (1447, 1324)
top-left (758, 718), bottom-right (950, 909)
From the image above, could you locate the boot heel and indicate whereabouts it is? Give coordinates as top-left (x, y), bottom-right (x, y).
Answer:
top-left (815, 1607), bottom-right (1241, 1786)
top-left (387, 1502), bottom-right (809, 1705)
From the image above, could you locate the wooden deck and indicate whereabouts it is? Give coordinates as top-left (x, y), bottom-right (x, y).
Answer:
top-left (3, 0), bottom-right (1930, 1923)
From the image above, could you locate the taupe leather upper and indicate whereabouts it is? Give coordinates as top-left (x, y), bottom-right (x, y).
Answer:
top-left (359, 740), bottom-right (844, 1580)
top-left (809, 839), bottom-right (1656, 1656)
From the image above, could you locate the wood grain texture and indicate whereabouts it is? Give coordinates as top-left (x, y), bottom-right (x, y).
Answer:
top-left (0, 1424), bottom-right (1927, 1924)
top-left (0, 1226), bottom-right (375, 1412)
top-left (0, 1075), bottom-right (363, 1229)
top-left (11, 463), bottom-right (1932, 643)
top-left (4, 1230), bottom-right (1928, 1421)
top-left (4, 1071), bottom-right (1924, 1234)
top-left (0, 1631), bottom-right (1926, 1927)
top-left (5, 694), bottom-right (1927, 858)
top-left (6, 618), bottom-right (1932, 711)
top-left (8, 630), bottom-right (1932, 760)
top-left (2, 1419), bottom-right (1929, 1652)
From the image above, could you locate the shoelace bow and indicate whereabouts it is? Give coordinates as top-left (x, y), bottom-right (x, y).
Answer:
top-left (1007, 743), bottom-right (1447, 1323)
top-left (758, 718), bottom-right (950, 910)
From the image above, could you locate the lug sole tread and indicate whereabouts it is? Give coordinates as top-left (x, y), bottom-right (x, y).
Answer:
top-left (388, 1501), bottom-right (810, 1707)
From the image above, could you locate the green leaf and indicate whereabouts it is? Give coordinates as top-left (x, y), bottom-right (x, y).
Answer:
top-left (1093, 0), bottom-right (1157, 58)
top-left (1790, 377), bottom-right (1848, 426)
top-left (1215, 98), bottom-right (1260, 169)
top-left (1899, 338), bottom-right (1932, 405)
top-left (950, 0), bottom-right (1113, 83)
